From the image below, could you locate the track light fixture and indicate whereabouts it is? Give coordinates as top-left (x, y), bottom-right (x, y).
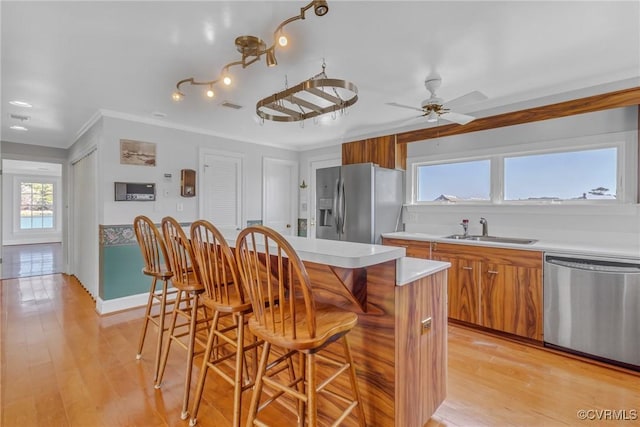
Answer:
top-left (172, 0), bottom-right (329, 101)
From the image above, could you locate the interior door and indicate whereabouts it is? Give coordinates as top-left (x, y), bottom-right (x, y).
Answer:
top-left (72, 149), bottom-right (98, 298)
top-left (200, 150), bottom-right (243, 230)
top-left (0, 155), bottom-right (3, 278)
top-left (263, 158), bottom-right (298, 236)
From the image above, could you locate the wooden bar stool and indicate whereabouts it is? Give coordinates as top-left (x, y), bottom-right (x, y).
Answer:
top-left (235, 225), bottom-right (366, 427)
top-left (188, 220), bottom-right (261, 427)
top-left (155, 216), bottom-right (209, 420)
top-left (132, 215), bottom-right (176, 382)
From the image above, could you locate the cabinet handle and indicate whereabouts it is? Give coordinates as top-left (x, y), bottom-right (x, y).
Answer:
top-left (487, 270), bottom-right (499, 275)
top-left (421, 317), bottom-right (432, 334)
top-left (462, 266), bottom-right (473, 271)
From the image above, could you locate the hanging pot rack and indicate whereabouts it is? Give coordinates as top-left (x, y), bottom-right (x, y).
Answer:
top-left (256, 65), bottom-right (358, 122)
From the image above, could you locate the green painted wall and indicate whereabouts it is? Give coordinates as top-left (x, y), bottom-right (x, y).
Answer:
top-left (101, 244), bottom-right (148, 300)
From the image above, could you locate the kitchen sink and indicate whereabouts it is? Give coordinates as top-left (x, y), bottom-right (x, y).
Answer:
top-left (443, 234), bottom-right (468, 240)
top-left (443, 235), bottom-right (537, 245)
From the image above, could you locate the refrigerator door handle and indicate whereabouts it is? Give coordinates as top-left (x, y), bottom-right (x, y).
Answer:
top-left (333, 178), bottom-right (340, 233)
top-left (339, 179), bottom-right (346, 234)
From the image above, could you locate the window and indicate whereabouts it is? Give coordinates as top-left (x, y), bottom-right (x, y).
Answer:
top-left (20, 181), bottom-right (55, 229)
top-left (415, 159), bottom-right (490, 202)
top-left (412, 138), bottom-right (629, 204)
top-left (504, 148), bottom-right (617, 201)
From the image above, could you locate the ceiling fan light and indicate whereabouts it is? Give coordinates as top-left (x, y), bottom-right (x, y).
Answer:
top-left (426, 111), bottom-right (438, 123)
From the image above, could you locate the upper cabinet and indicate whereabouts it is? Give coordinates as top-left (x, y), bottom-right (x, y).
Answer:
top-left (342, 135), bottom-right (406, 170)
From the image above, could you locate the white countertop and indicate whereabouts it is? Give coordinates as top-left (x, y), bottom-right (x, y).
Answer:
top-left (382, 231), bottom-right (640, 260)
top-left (196, 227), bottom-right (406, 269)
top-left (396, 257), bottom-right (451, 286)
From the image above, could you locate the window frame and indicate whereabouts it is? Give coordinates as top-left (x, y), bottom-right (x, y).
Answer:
top-left (412, 156), bottom-right (494, 204)
top-left (409, 132), bottom-right (635, 206)
top-left (13, 175), bottom-right (61, 234)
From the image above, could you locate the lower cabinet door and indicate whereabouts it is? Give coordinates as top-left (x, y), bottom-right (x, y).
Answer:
top-left (480, 263), bottom-right (543, 341)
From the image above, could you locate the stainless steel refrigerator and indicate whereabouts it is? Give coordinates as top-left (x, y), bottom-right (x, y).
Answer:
top-left (315, 163), bottom-right (404, 244)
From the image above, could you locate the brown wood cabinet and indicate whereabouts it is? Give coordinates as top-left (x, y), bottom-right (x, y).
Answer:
top-left (381, 237), bottom-right (430, 258)
top-left (435, 253), bottom-right (479, 324)
top-left (395, 269), bottom-right (447, 427)
top-left (342, 135), bottom-right (407, 170)
top-left (432, 242), bottom-right (543, 341)
top-left (383, 237), bottom-right (544, 342)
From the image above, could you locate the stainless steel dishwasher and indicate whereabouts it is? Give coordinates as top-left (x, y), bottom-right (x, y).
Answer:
top-left (544, 253), bottom-right (640, 368)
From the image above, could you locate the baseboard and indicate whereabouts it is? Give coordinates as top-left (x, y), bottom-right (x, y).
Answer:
top-left (96, 292), bottom-right (148, 315)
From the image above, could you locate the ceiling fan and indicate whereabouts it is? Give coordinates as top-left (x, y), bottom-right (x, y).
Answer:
top-left (386, 75), bottom-right (487, 125)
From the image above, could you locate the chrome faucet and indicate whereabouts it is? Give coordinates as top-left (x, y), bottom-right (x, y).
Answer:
top-left (460, 219), bottom-right (469, 237)
top-left (480, 217), bottom-right (488, 236)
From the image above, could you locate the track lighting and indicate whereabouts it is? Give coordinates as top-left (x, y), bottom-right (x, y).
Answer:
top-left (266, 49), bottom-right (277, 67)
top-left (278, 33), bottom-right (288, 47)
top-left (313, 0), bottom-right (329, 16)
top-left (173, 0), bottom-right (329, 101)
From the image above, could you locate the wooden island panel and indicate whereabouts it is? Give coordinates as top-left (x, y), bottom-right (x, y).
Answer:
top-left (304, 259), bottom-right (448, 427)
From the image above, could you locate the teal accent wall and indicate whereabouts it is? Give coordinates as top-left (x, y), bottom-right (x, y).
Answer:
top-left (99, 222), bottom-right (191, 301)
top-left (101, 244), bottom-right (148, 300)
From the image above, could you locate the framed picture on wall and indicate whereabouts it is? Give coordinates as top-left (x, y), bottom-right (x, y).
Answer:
top-left (120, 139), bottom-right (156, 166)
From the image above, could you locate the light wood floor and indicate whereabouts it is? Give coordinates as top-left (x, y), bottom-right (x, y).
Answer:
top-left (2, 274), bottom-right (639, 426)
top-left (1, 243), bottom-right (63, 279)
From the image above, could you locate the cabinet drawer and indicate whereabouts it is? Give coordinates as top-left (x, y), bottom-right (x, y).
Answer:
top-left (382, 238), bottom-right (431, 259)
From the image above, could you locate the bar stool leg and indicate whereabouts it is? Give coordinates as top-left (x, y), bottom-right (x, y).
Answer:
top-left (152, 280), bottom-right (170, 382)
top-left (306, 353), bottom-right (317, 427)
top-left (247, 342), bottom-right (271, 426)
top-left (189, 310), bottom-right (221, 427)
top-left (232, 312), bottom-right (245, 427)
top-left (155, 289), bottom-right (184, 389)
top-left (136, 277), bottom-right (158, 359)
top-left (343, 335), bottom-right (366, 427)
top-left (181, 292), bottom-right (200, 420)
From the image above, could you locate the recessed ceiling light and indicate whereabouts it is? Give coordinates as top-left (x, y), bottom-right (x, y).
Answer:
top-left (9, 100), bottom-right (32, 108)
top-left (10, 125), bottom-right (28, 131)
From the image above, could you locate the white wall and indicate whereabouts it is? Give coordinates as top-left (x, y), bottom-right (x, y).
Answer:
top-left (1, 142), bottom-right (68, 246)
top-left (404, 107), bottom-right (640, 253)
top-left (99, 116), bottom-right (300, 226)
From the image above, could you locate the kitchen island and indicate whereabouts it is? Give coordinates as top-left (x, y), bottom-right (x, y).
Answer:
top-left (216, 229), bottom-right (450, 427)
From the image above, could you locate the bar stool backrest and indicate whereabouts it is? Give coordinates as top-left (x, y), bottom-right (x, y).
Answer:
top-left (133, 215), bottom-right (172, 278)
top-left (235, 225), bottom-right (317, 341)
top-left (161, 216), bottom-right (199, 287)
top-left (190, 220), bottom-right (245, 306)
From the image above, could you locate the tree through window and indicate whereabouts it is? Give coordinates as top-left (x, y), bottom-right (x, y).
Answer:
top-left (20, 181), bottom-right (54, 229)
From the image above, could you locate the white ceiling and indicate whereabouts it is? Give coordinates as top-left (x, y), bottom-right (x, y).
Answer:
top-left (2, 1), bottom-right (639, 151)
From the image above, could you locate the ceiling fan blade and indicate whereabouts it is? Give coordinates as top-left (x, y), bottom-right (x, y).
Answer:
top-left (385, 102), bottom-right (425, 113)
top-left (445, 90), bottom-right (488, 109)
top-left (440, 111), bottom-right (476, 125)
